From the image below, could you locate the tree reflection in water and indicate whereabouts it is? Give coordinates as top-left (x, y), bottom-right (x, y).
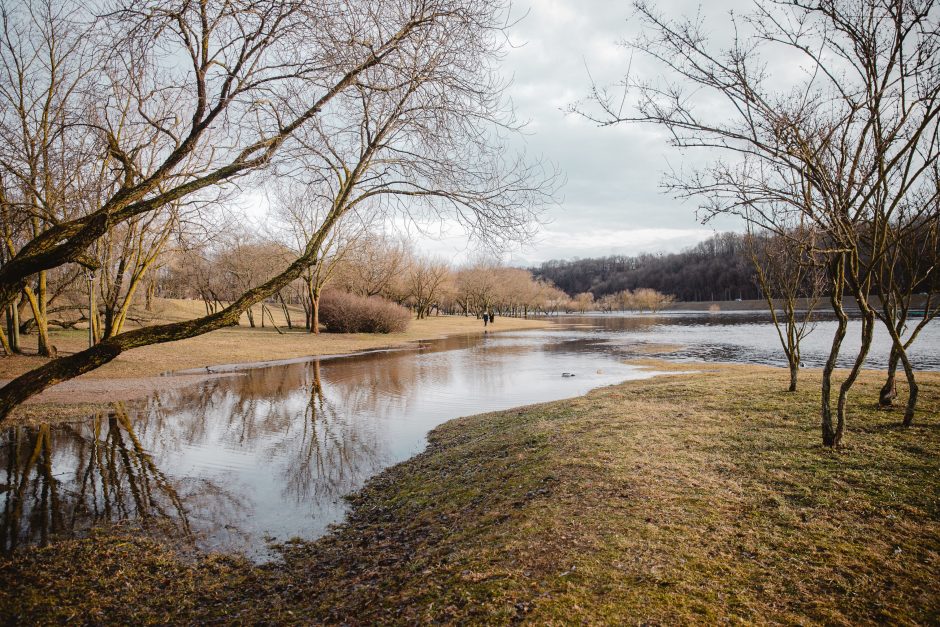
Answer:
top-left (0, 405), bottom-right (194, 554)
top-left (0, 356), bottom-right (395, 556)
top-left (282, 360), bottom-right (378, 502)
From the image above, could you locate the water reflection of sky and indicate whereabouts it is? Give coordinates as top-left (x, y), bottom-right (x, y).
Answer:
top-left (1, 313), bottom-right (936, 560)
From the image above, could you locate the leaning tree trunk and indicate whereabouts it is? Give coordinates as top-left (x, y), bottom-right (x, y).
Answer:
top-left (107, 266), bottom-right (153, 339)
top-left (0, 280), bottom-right (284, 418)
top-left (834, 304), bottom-right (875, 447)
top-left (23, 278), bottom-right (53, 357)
top-left (279, 294), bottom-right (293, 330)
top-left (881, 321), bottom-right (920, 427)
top-left (821, 258), bottom-right (848, 447)
top-left (0, 199), bottom-right (348, 420)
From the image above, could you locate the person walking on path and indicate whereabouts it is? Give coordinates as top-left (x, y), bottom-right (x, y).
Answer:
top-left (482, 312), bottom-right (489, 327)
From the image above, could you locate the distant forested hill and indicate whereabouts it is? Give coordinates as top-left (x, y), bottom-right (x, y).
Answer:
top-left (532, 233), bottom-right (760, 302)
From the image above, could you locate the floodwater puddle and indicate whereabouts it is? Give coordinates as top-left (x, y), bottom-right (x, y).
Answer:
top-left (0, 326), bottom-right (663, 560)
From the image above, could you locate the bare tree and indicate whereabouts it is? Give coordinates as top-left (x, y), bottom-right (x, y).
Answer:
top-left (94, 206), bottom-right (180, 338)
top-left (407, 256), bottom-right (451, 319)
top-left (0, 0), bottom-right (94, 355)
top-left (872, 198), bottom-right (940, 422)
top-left (334, 234), bottom-right (411, 298)
top-left (455, 260), bottom-right (500, 317)
top-left (572, 292), bottom-right (594, 314)
top-left (213, 235), bottom-right (292, 328)
top-left (0, 0), bottom-right (487, 312)
top-left (746, 224), bottom-right (825, 392)
top-left (583, 0), bottom-right (940, 446)
top-left (271, 182), bottom-right (366, 333)
top-left (631, 288), bottom-right (674, 313)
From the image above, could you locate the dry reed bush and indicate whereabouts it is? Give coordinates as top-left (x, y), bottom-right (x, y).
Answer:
top-left (318, 290), bottom-right (411, 334)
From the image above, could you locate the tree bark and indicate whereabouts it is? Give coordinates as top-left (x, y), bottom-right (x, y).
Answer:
top-left (311, 290), bottom-right (321, 335)
top-left (23, 279), bottom-right (52, 357)
top-left (835, 305), bottom-right (875, 446)
top-left (899, 351), bottom-right (918, 427)
top-left (879, 347), bottom-right (900, 408)
top-left (788, 358), bottom-right (798, 393)
top-left (0, 323), bottom-right (11, 355)
top-left (6, 302), bottom-right (21, 354)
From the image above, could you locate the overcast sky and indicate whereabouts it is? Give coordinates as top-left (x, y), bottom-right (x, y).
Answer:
top-left (409, 0), bottom-right (751, 266)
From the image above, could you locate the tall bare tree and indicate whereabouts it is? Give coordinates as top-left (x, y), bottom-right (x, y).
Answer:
top-left (0, 0), bottom-right (556, 418)
top-left (0, 0), bottom-right (481, 311)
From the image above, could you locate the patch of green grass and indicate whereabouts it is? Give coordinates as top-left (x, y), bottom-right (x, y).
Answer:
top-left (1, 365), bottom-right (938, 624)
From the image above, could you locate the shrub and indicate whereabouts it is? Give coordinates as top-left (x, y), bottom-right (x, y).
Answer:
top-left (318, 290), bottom-right (411, 333)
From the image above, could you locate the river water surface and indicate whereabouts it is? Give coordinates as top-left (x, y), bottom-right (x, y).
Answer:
top-left (2, 312), bottom-right (937, 559)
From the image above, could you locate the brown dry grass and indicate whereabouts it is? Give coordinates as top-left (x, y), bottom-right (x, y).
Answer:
top-left (1, 363), bottom-right (937, 624)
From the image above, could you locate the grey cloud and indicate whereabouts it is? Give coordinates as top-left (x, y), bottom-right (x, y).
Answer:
top-left (486, 0), bottom-right (752, 262)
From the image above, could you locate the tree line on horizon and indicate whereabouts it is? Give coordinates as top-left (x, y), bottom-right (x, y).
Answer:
top-left (532, 232), bottom-right (760, 302)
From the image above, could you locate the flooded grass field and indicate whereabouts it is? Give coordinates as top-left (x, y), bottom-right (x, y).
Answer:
top-left (2, 312), bottom-right (937, 559)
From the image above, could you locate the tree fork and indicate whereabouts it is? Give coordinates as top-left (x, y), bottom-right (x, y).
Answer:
top-left (879, 347), bottom-right (900, 408)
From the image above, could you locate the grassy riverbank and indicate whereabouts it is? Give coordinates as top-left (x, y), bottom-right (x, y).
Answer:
top-left (2, 363), bottom-right (937, 623)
